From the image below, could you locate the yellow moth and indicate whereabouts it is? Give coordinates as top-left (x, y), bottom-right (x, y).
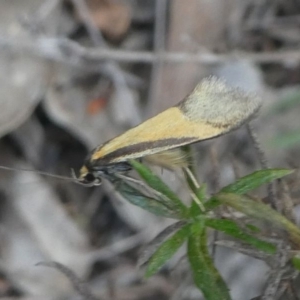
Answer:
top-left (78, 77), bottom-right (261, 186)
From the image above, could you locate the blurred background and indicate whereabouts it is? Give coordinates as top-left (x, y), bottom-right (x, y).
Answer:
top-left (0, 0), bottom-right (300, 299)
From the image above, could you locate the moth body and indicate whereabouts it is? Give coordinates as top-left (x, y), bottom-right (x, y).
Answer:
top-left (78, 77), bottom-right (261, 186)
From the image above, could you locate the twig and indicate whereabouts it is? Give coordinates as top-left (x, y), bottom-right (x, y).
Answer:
top-left (89, 232), bottom-right (144, 262)
top-left (231, 155), bottom-right (241, 180)
top-left (209, 146), bottom-right (221, 193)
top-left (33, 0), bottom-right (61, 23)
top-left (37, 261), bottom-right (100, 300)
top-left (246, 124), bottom-right (269, 170)
top-left (1, 36), bottom-right (300, 66)
top-left (277, 179), bottom-right (296, 223)
top-left (261, 244), bottom-right (291, 300)
top-left (71, 0), bottom-right (105, 46)
top-left (2, 36), bottom-right (142, 87)
top-left (147, 0), bottom-right (168, 106)
top-left (215, 240), bottom-right (267, 259)
top-left (209, 146), bottom-right (221, 259)
top-left (289, 281), bottom-right (300, 300)
top-left (246, 123), bottom-right (277, 210)
top-left (21, 0), bottom-right (61, 34)
top-left (69, 0), bottom-right (126, 83)
top-left (274, 279), bottom-right (299, 300)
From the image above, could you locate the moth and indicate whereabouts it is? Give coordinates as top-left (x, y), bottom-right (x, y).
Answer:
top-left (78, 77), bottom-right (261, 186)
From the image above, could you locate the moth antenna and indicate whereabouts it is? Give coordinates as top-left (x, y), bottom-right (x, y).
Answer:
top-left (0, 165), bottom-right (77, 183)
top-left (71, 168), bottom-right (77, 180)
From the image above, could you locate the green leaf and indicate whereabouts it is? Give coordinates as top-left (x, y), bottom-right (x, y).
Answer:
top-left (130, 160), bottom-right (188, 216)
top-left (188, 222), bottom-right (231, 300)
top-left (215, 193), bottom-right (300, 248)
top-left (145, 223), bottom-right (191, 277)
top-left (221, 169), bottom-right (293, 195)
top-left (204, 197), bottom-right (221, 211)
top-left (205, 219), bottom-right (276, 254)
top-left (204, 169), bottom-right (293, 212)
top-left (118, 182), bottom-right (180, 219)
top-left (292, 256), bottom-right (300, 271)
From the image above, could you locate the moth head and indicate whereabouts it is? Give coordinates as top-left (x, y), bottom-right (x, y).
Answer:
top-left (76, 165), bottom-right (102, 187)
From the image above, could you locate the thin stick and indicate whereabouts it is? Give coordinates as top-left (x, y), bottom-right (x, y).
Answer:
top-left (37, 262), bottom-right (99, 300)
top-left (70, 0), bottom-right (132, 91)
top-left (2, 36), bottom-right (300, 66)
top-left (289, 281), bottom-right (300, 300)
top-left (209, 146), bottom-right (221, 259)
top-left (209, 146), bottom-right (221, 193)
top-left (70, 0), bottom-right (105, 46)
top-left (246, 123), bottom-right (277, 210)
top-left (147, 0), bottom-right (167, 107)
top-left (261, 243), bottom-right (290, 300)
top-left (34, 0), bottom-right (61, 22)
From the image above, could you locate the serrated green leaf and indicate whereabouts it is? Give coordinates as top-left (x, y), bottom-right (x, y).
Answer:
top-left (145, 223), bottom-right (191, 277)
top-left (205, 219), bottom-right (276, 254)
top-left (215, 193), bottom-right (300, 248)
top-left (204, 169), bottom-right (293, 212)
top-left (292, 256), bottom-right (300, 271)
top-left (118, 182), bottom-right (180, 219)
top-left (139, 221), bottom-right (187, 268)
top-left (221, 169), bottom-right (293, 195)
top-left (188, 222), bottom-right (231, 300)
top-left (130, 160), bottom-right (187, 216)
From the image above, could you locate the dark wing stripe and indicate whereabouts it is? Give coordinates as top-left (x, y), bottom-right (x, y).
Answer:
top-left (91, 137), bottom-right (196, 166)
